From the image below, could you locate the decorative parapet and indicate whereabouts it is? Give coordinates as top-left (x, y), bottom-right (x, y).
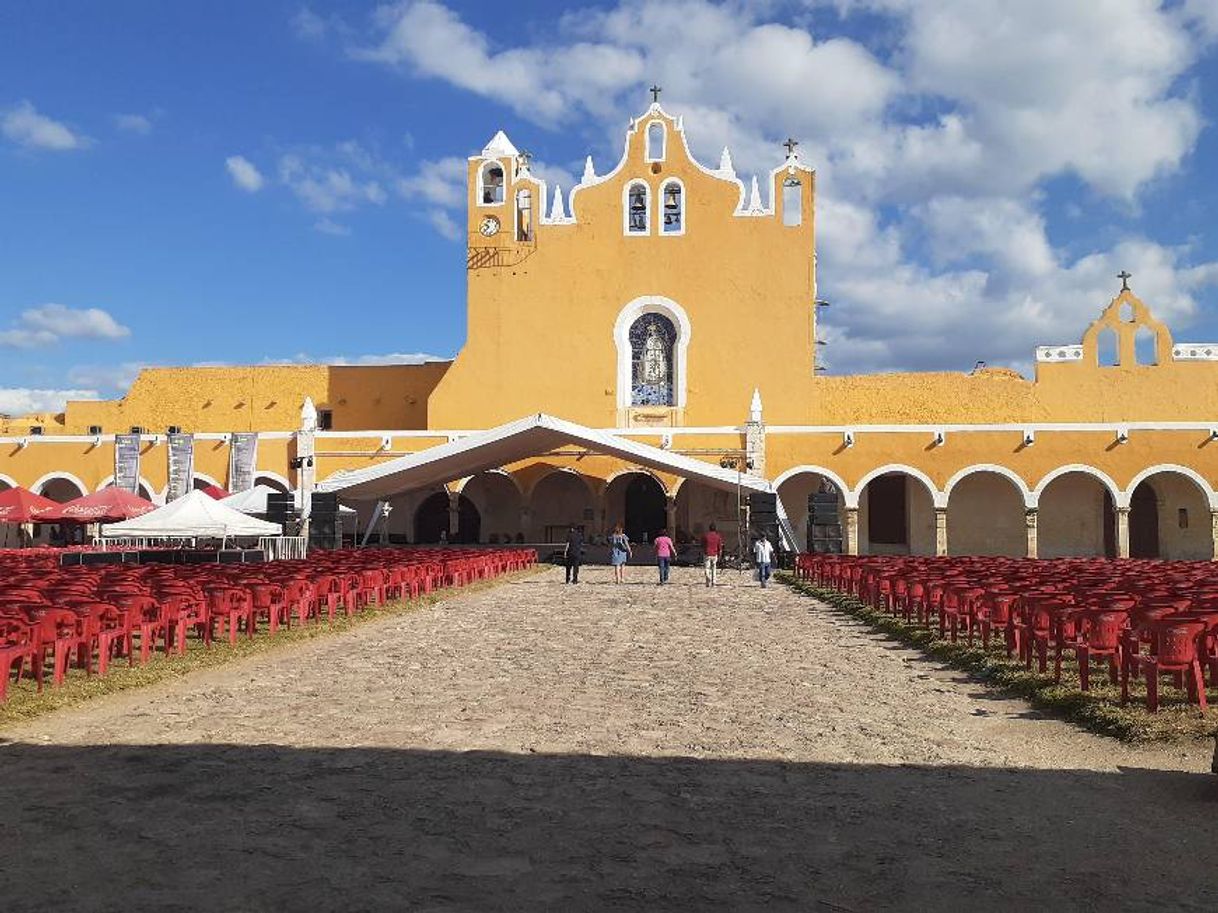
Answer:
top-left (1035, 345), bottom-right (1084, 363)
top-left (1172, 343), bottom-right (1218, 361)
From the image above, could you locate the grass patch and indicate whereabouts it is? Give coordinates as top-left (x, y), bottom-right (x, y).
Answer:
top-left (780, 573), bottom-right (1218, 745)
top-left (0, 568), bottom-right (539, 729)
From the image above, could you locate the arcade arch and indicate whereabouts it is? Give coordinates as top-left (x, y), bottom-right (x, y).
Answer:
top-left (528, 470), bottom-right (594, 543)
top-left (1035, 468), bottom-right (1120, 558)
top-left (460, 470), bottom-right (524, 544)
top-left (854, 467), bottom-right (937, 556)
top-left (775, 467), bottom-right (848, 553)
top-left (946, 469), bottom-right (1028, 557)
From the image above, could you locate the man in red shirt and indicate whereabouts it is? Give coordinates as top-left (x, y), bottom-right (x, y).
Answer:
top-left (701, 523), bottom-right (723, 587)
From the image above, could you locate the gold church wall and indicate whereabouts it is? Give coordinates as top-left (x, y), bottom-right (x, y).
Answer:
top-left (0, 363), bottom-right (450, 438)
top-left (428, 105), bottom-right (817, 430)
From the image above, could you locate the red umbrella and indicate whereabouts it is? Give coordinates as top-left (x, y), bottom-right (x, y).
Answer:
top-left (0, 487), bottom-right (60, 522)
top-left (199, 484), bottom-right (230, 500)
top-left (45, 487), bottom-right (158, 524)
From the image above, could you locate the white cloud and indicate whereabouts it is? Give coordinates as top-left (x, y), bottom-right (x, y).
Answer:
top-left (426, 209), bottom-right (461, 241)
top-left (0, 388), bottom-right (99, 416)
top-left (279, 151), bottom-right (387, 212)
top-left (0, 304), bottom-right (130, 348)
top-left (263, 351), bottom-right (448, 366)
top-left (20, 304), bottom-right (130, 340)
top-left (225, 155), bottom-right (265, 192)
top-left (313, 217), bottom-right (352, 236)
top-left (345, 0), bottom-right (1218, 373)
top-left (114, 113), bottom-right (153, 135)
top-left (66, 362), bottom-right (145, 392)
top-left (2, 101), bottom-right (86, 151)
top-left (396, 155), bottom-right (466, 207)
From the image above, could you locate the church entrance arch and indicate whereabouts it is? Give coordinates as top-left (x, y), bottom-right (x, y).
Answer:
top-left (624, 474), bottom-right (666, 543)
top-left (414, 491), bottom-right (480, 544)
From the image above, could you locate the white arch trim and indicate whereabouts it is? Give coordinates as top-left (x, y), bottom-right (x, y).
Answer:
top-left (1124, 464), bottom-right (1218, 510)
top-left (850, 464), bottom-right (944, 509)
top-left (604, 467), bottom-right (671, 497)
top-left (30, 471), bottom-right (89, 500)
top-left (528, 466), bottom-right (599, 500)
top-left (614, 295), bottom-right (692, 410)
top-left (1033, 464), bottom-right (1123, 507)
top-left (0, 472), bottom-right (18, 491)
top-left (944, 464), bottom-right (1035, 509)
top-left (772, 465), bottom-right (852, 500)
top-left (191, 470), bottom-right (221, 489)
top-left (452, 468), bottom-right (525, 498)
top-left (96, 475), bottom-right (160, 502)
top-left (254, 470), bottom-right (292, 491)
top-left (658, 177), bottom-right (686, 236)
top-left (622, 179), bottom-right (650, 236)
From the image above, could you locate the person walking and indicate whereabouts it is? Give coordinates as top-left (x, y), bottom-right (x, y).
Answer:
top-left (563, 524), bottom-right (584, 584)
top-left (653, 527), bottom-right (675, 585)
top-left (700, 522), bottom-right (723, 587)
top-left (609, 524), bottom-right (631, 584)
top-left (753, 533), bottom-right (775, 588)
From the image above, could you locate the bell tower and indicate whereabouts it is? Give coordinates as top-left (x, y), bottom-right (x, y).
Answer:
top-left (467, 130), bottom-right (539, 270)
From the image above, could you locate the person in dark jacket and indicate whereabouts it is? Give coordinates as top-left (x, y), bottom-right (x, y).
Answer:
top-left (563, 525), bottom-right (584, 584)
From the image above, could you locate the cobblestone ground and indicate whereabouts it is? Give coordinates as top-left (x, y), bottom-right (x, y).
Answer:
top-left (2, 566), bottom-right (1216, 912)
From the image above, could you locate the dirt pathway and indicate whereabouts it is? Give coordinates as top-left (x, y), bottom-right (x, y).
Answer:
top-left (2, 566), bottom-right (1215, 912)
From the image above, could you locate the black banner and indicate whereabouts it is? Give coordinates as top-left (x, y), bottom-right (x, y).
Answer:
top-left (167, 433), bottom-right (194, 502)
top-left (114, 434), bottom-right (141, 494)
top-left (229, 432), bottom-right (258, 493)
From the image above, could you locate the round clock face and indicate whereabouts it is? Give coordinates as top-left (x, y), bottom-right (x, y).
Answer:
top-left (479, 216), bottom-right (500, 237)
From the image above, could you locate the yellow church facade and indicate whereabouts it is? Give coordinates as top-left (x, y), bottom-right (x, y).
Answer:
top-left (4, 101), bottom-right (1218, 560)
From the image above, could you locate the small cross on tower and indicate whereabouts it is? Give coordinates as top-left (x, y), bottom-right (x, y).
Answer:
top-left (1118, 270), bottom-right (1132, 292)
top-left (783, 137), bottom-right (799, 157)
top-left (518, 150), bottom-right (533, 170)
top-left (649, 84), bottom-right (662, 103)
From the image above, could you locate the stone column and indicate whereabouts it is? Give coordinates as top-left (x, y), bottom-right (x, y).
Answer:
top-left (934, 507), bottom-right (948, 557)
top-left (844, 507), bottom-right (860, 556)
top-left (1209, 510), bottom-right (1218, 562)
top-left (1025, 508), bottom-right (1039, 559)
top-left (447, 490), bottom-right (461, 540)
top-left (666, 495), bottom-right (677, 536)
top-left (519, 506), bottom-right (532, 543)
top-left (1115, 506), bottom-right (1131, 559)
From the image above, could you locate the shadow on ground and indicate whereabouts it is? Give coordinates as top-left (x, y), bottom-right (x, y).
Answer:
top-left (1, 743), bottom-right (1215, 912)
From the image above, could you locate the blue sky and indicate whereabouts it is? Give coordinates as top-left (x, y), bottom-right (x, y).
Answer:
top-left (3, 0), bottom-right (1218, 414)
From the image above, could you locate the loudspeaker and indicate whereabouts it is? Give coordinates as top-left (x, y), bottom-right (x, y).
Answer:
top-left (311, 492), bottom-right (338, 516)
top-left (811, 492), bottom-right (840, 525)
top-left (266, 491), bottom-right (295, 527)
top-left (748, 491), bottom-right (778, 519)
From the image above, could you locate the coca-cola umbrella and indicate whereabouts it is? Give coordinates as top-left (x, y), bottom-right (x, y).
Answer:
top-left (45, 487), bottom-right (158, 524)
top-left (0, 486), bottom-right (60, 523)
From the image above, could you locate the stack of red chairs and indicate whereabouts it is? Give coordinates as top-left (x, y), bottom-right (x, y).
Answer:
top-left (0, 545), bottom-right (536, 701)
top-left (795, 553), bottom-right (1218, 713)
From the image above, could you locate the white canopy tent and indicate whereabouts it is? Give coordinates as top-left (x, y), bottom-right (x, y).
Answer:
top-left (220, 484), bottom-right (357, 517)
top-left (319, 413), bottom-right (774, 501)
top-left (101, 489), bottom-right (283, 538)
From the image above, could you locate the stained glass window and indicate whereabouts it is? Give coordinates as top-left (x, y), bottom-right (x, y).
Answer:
top-left (630, 314), bottom-right (676, 406)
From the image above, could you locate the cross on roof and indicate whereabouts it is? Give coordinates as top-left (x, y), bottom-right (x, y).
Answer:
top-left (1118, 270), bottom-right (1132, 291)
top-left (649, 84), bottom-right (662, 103)
top-left (784, 137), bottom-right (799, 156)
top-left (518, 150), bottom-right (532, 169)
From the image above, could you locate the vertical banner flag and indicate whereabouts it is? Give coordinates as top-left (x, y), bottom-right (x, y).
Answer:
top-left (113, 434), bottom-right (142, 494)
top-left (166, 433), bottom-right (195, 502)
top-left (229, 432), bottom-right (258, 493)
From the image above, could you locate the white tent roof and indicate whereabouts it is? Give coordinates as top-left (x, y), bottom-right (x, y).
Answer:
top-left (101, 489), bottom-right (283, 538)
top-left (220, 484), bottom-right (357, 516)
top-left (320, 413), bottom-right (772, 501)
